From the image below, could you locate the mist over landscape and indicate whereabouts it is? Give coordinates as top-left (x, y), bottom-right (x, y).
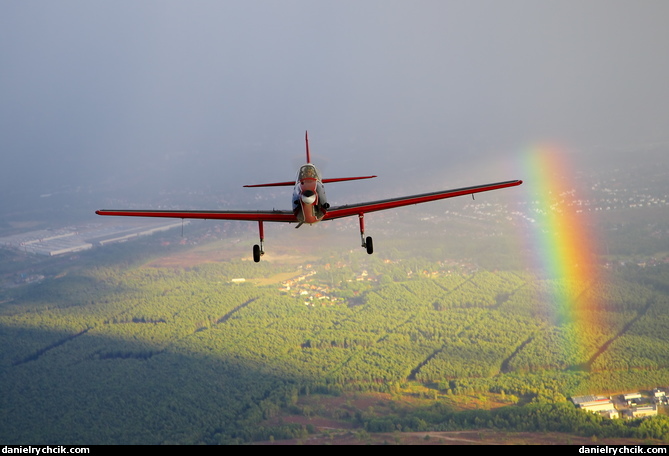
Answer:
top-left (2, 1), bottom-right (668, 216)
top-left (2, 0), bottom-right (669, 445)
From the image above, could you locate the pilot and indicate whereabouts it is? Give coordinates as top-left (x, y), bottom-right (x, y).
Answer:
top-left (303, 166), bottom-right (315, 179)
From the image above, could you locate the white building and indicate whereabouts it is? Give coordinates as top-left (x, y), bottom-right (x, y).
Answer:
top-left (571, 395), bottom-right (618, 417)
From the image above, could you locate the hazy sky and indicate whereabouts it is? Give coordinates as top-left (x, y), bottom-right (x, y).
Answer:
top-left (1, 1), bottom-right (668, 206)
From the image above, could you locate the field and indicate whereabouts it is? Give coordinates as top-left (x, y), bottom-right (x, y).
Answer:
top-left (1, 225), bottom-right (669, 444)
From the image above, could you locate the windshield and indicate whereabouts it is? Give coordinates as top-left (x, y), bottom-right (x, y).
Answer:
top-left (298, 164), bottom-right (320, 180)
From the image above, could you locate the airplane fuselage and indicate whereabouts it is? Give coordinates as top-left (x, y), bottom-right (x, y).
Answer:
top-left (293, 163), bottom-right (329, 224)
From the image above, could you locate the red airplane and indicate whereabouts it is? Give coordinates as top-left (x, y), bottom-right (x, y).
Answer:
top-left (96, 132), bottom-right (522, 262)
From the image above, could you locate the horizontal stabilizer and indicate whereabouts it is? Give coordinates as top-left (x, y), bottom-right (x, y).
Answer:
top-left (244, 175), bottom-right (377, 187)
top-left (322, 175), bottom-right (377, 184)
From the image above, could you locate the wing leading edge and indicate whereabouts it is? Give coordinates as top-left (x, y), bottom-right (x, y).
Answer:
top-left (323, 180), bottom-right (523, 220)
top-left (94, 209), bottom-right (297, 223)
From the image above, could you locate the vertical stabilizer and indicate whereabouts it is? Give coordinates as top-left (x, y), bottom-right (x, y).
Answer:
top-left (305, 130), bottom-right (311, 163)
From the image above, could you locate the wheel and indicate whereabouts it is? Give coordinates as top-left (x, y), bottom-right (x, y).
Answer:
top-left (365, 236), bottom-right (373, 254)
top-left (253, 244), bottom-right (261, 263)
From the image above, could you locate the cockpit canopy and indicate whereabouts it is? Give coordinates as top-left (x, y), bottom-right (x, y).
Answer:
top-left (297, 164), bottom-right (320, 181)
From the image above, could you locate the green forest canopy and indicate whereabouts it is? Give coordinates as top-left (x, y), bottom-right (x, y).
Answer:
top-left (1, 227), bottom-right (669, 444)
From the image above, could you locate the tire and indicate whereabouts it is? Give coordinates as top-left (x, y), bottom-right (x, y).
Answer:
top-left (253, 244), bottom-right (261, 262)
top-left (365, 236), bottom-right (373, 254)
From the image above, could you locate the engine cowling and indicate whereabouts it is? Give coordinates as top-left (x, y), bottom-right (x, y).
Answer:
top-left (301, 190), bottom-right (317, 205)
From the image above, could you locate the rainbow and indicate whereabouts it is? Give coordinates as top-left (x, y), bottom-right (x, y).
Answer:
top-left (522, 146), bottom-right (601, 278)
top-left (517, 145), bottom-right (605, 367)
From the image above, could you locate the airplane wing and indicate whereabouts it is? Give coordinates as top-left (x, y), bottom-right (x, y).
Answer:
top-left (323, 180), bottom-right (523, 220)
top-left (96, 180), bottom-right (522, 223)
top-left (95, 209), bottom-right (297, 222)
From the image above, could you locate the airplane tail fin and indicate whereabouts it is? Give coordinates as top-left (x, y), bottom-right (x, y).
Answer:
top-left (242, 131), bottom-right (378, 187)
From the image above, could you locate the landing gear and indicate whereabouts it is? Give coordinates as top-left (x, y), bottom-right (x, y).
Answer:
top-left (359, 213), bottom-right (374, 255)
top-left (254, 221), bottom-right (265, 262)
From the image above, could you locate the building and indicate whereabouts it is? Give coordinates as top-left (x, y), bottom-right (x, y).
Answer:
top-left (0, 221), bottom-right (185, 257)
top-left (623, 392), bottom-right (642, 406)
top-left (628, 405), bottom-right (657, 419)
top-left (571, 395), bottom-right (618, 418)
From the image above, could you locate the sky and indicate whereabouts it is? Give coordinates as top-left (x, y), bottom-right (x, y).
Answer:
top-left (1, 0), bottom-right (668, 213)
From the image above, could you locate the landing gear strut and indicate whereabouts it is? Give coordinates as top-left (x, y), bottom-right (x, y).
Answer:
top-left (253, 221), bottom-right (265, 262)
top-left (358, 213), bottom-right (373, 255)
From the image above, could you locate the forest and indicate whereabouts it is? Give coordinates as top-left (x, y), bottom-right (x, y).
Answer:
top-left (1, 220), bottom-right (669, 444)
